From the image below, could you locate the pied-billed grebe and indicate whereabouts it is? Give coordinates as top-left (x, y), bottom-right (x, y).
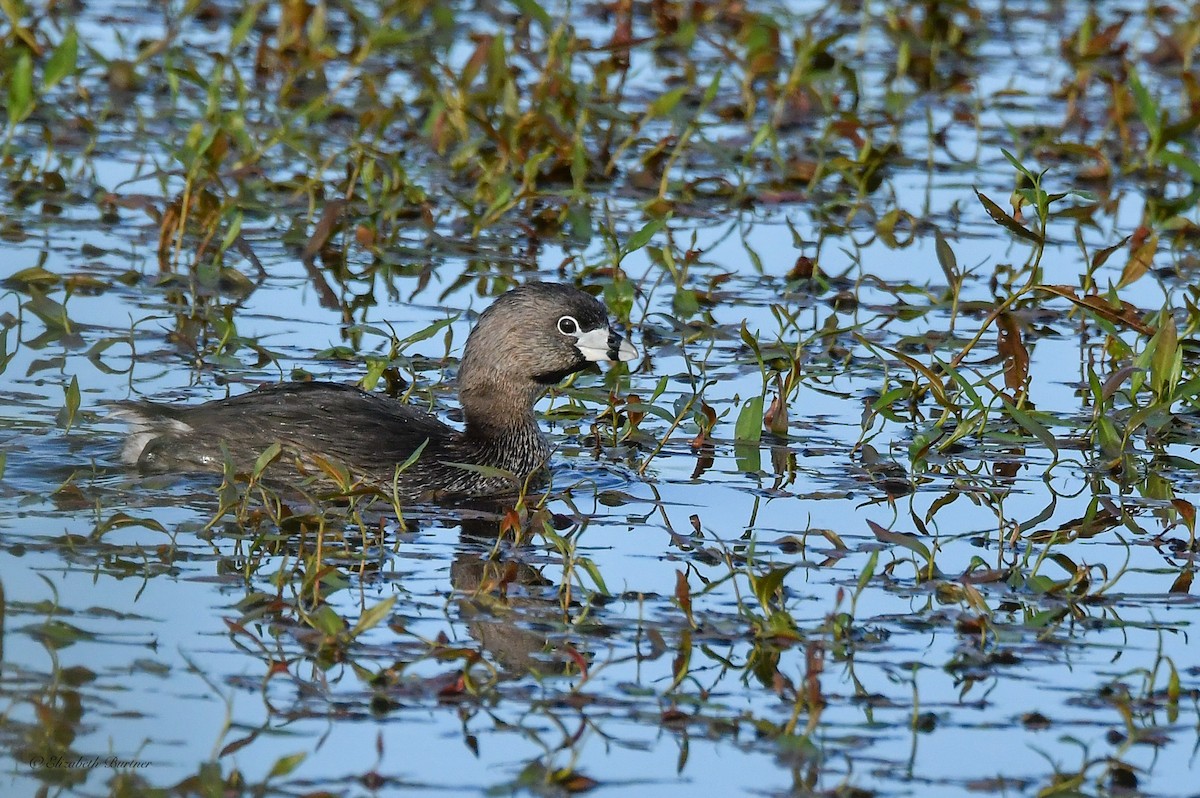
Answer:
top-left (111, 283), bottom-right (637, 499)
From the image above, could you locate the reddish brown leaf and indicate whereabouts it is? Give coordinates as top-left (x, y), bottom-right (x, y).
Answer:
top-left (559, 772), bottom-right (599, 793)
top-left (301, 198), bottom-right (347, 263)
top-left (1091, 235), bottom-right (1132, 270)
top-left (1037, 285), bottom-right (1154, 335)
top-left (1172, 499), bottom-right (1196, 534)
top-left (674, 570), bottom-right (692, 620)
top-left (691, 402), bottom-right (717, 448)
top-left (219, 730), bottom-right (259, 758)
top-left (563, 644), bottom-right (589, 681)
top-left (997, 312), bottom-right (1030, 393)
top-left (1169, 570), bottom-right (1193, 594)
top-left (625, 393), bottom-right (645, 427)
top-left (1118, 231), bottom-right (1157, 288)
top-left (764, 375), bottom-right (789, 436)
top-left (609, 0), bottom-right (633, 69)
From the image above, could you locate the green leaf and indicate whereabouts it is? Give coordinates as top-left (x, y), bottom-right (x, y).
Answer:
top-left (868, 519), bottom-right (931, 564)
top-left (700, 69), bottom-right (723, 106)
top-left (230, 2), bottom-right (263, 47)
top-left (395, 438), bottom-right (429, 474)
top-left (855, 549), bottom-right (879, 595)
top-left (751, 564), bottom-right (796, 609)
top-left (1000, 148), bottom-right (1038, 183)
top-left (395, 315), bottom-right (457, 350)
top-left (975, 189), bottom-right (1042, 243)
top-left (218, 210), bottom-right (243, 254)
top-left (358, 358), bottom-right (388, 392)
top-left (934, 229), bottom-right (958, 284)
top-left (648, 85), bottom-right (688, 118)
top-left (26, 289), bottom-right (71, 332)
top-left (734, 396), bottom-right (763, 442)
top-left (441, 461), bottom-right (518, 482)
top-left (621, 218), bottom-right (665, 259)
top-left (739, 323), bottom-right (763, 362)
top-left (7, 50), bottom-right (34, 124)
top-left (43, 27), bottom-right (78, 89)
top-left (1127, 67), bottom-right (1159, 135)
top-left (28, 619), bottom-right (95, 649)
top-left (576, 556), bottom-right (609, 595)
top-left (1095, 416), bottom-right (1124, 459)
top-left (10, 265), bottom-right (60, 286)
top-left (733, 441), bottom-right (761, 473)
top-left (267, 751), bottom-right (306, 779)
top-left (350, 594), bottom-right (396, 638)
top-left (56, 375), bottom-right (80, 432)
top-left (251, 442), bottom-right (283, 479)
top-left (308, 604), bottom-right (344, 637)
top-left (508, 0), bottom-right (551, 29)
top-left (1002, 400), bottom-right (1058, 458)
top-left (1149, 314), bottom-right (1180, 398)
top-left (93, 511), bottom-right (168, 538)
top-left (933, 356), bottom-right (982, 409)
top-left (0, 326), bottom-right (11, 377)
top-left (672, 287), bottom-right (700, 317)
top-left (1024, 607), bottom-right (1067, 628)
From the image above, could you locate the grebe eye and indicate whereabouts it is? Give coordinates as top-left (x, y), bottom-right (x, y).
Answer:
top-left (557, 316), bottom-right (579, 335)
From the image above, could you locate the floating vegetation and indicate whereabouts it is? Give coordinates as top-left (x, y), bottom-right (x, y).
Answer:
top-left (2, 1), bottom-right (1199, 796)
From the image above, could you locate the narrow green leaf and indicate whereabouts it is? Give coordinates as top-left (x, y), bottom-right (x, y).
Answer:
top-left (57, 375), bottom-right (80, 432)
top-left (868, 519), bottom-right (931, 564)
top-left (508, 0), bottom-right (552, 28)
top-left (648, 86), bottom-right (688, 118)
top-left (395, 438), bottom-right (429, 474)
top-left (1095, 416), bottom-right (1124, 459)
top-left (934, 229), bottom-right (958, 284)
top-left (622, 218), bottom-right (665, 258)
top-left (1002, 400), bottom-right (1058, 458)
top-left (739, 322), bottom-right (763, 361)
top-left (93, 511), bottom-right (168, 538)
top-left (0, 326), bottom-right (11, 377)
top-left (855, 549), bottom-right (879, 595)
top-left (576, 556), bottom-right (609, 595)
top-left (43, 27), bottom-right (78, 89)
top-left (1000, 148), bottom-right (1037, 182)
top-left (933, 356), bottom-right (982, 409)
top-left (267, 752), bottom-right (306, 779)
top-left (1149, 314), bottom-right (1180, 398)
top-left (1024, 607), bottom-right (1068, 628)
top-left (7, 50), bottom-right (34, 123)
top-left (218, 210), bottom-right (243, 254)
top-left (251, 442), bottom-right (283, 479)
top-left (358, 358), bottom-right (388, 392)
top-left (975, 189), bottom-right (1042, 243)
top-left (350, 595), bottom-right (396, 638)
top-left (701, 69), bottom-right (722, 106)
top-left (669, 629), bottom-right (691, 692)
top-left (441, 461), bottom-right (518, 481)
top-left (230, 1), bottom-right (263, 47)
top-left (1127, 67), bottom-right (1159, 134)
top-left (395, 315), bottom-right (458, 350)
